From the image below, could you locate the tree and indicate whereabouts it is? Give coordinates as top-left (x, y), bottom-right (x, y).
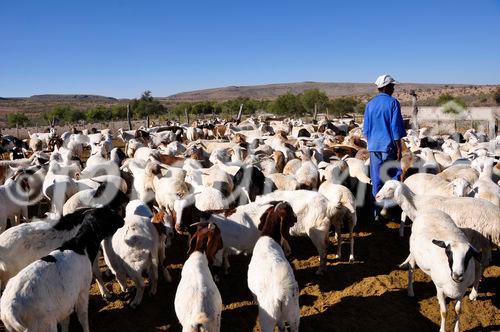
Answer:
top-left (268, 93), bottom-right (305, 115)
top-left (44, 105), bottom-right (85, 124)
top-left (130, 91), bottom-right (165, 118)
top-left (7, 112), bottom-right (29, 127)
top-left (300, 89), bottom-right (329, 114)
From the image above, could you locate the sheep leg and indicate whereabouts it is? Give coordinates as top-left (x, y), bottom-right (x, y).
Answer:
top-left (436, 288), bottom-right (447, 332)
top-left (348, 214), bottom-right (356, 262)
top-left (335, 224), bottom-right (342, 260)
top-left (129, 271), bottom-right (145, 309)
top-left (309, 228), bottom-right (328, 275)
top-left (92, 255), bottom-right (112, 300)
top-left (115, 268), bottom-right (129, 293)
top-left (59, 317), bottom-right (70, 332)
top-left (75, 290), bottom-right (90, 332)
top-left (469, 262), bottom-right (481, 300)
top-left (157, 240), bottom-right (172, 282)
top-left (453, 298), bottom-right (462, 332)
top-left (399, 211), bottom-right (407, 237)
top-left (399, 253), bottom-right (416, 297)
top-left (284, 297), bottom-right (300, 332)
top-left (149, 255), bottom-right (159, 296)
top-left (258, 307), bottom-right (277, 332)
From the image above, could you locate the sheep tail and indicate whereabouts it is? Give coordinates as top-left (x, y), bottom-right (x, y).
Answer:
top-left (191, 312), bottom-right (210, 331)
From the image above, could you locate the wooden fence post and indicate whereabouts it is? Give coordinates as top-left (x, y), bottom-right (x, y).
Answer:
top-left (146, 115), bottom-right (150, 128)
top-left (236, 104), bottom-right (243, 124)
top-left (313, 103), bottom-right (318, 121)
top-left (410, 90), bottom-right (419, 130)
top-left (185, 109), bottom-right (190, 125)
top-left (127, 104), bottom-right (132, 130)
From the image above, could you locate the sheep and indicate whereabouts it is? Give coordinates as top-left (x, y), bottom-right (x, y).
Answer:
top-left (174, 198), bottom-right (294, 273)
top-left (0, 207), bottom-right (125, 332)
top-left (122, 159), bottom-right (155, 202)
top-left (256, 190), bottom-right (340, 275)
top-left (436, 164), bottom-right (479, 184)
top-left (248, 202), bottom-right (300, 332)
top-left (151, 207), bottom-right (174, 282)
top-left (62, 178), bottom-right (127, 215)
top-left (0, 170), bottom-right (30, 232)
top-left (470, 158), bottom-right (500, 207)
top-left (0, 184), bottom-right (128, 294)
top-left (404, 173), bottom-right (471, 198)
top-left (102, 200), bottom-right (160, 308)
top-left (344, 157), bottom-right (371, 184)
top-left (267, 173), bottom-right (299, 191)
top-left (174, 223), bottom-right (223, 332)
top-left (376, 180), bottom-right (500, 300)
top-left (283, 159), bottom-right (301, 176)
top-left (0, 152), bottom-right (40, 184)
top-left (318, 182), bottom-right (357, 262)
top-left (295, 148), bottom-right (319, 190)
top-left (29, 137), bottom-right (43, 152)
top-left (399, 209), bottom-right (480, 332)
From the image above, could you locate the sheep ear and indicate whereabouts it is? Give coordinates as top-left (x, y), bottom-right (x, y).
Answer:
top-left (469, 245), bottom-right (482, 262)
top-left (258, 207), bottom-right (273, 231)
top-left (187, 233), bottom-right (198, 256)
top-left (432, 239), bottom-right (447, 248)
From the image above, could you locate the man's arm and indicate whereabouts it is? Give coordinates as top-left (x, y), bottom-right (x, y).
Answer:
top-left (391, 100), bottom-right (406, 161)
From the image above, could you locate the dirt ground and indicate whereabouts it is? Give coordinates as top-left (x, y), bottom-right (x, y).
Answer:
top-left (75, 219), bottom-right (499, 332)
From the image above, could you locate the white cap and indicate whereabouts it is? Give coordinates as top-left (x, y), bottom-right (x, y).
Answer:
top-left (374, 74), bottom-right (398, 88)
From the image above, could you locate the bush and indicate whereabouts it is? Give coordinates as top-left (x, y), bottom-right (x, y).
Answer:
top-left (44, 105), bottom-right (85, 125)
top-left (437, 93), bottom-right (467, 114)
top-left (7, 112), bottom-right (29, 127)
top-left (329, 97), bottom-right (360, 117)
top-left (87, 106), bottom-right (112, 122)
top-left (268, 93), bottom-right (305, 115)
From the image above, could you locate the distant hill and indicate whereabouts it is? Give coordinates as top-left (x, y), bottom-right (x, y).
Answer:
top-left (164, 81), bottom-right (499, 104)
top-left (28, 94), bottom-right (118, 102)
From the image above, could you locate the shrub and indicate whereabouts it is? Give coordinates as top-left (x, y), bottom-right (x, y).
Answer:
top-left (7, 112), bottom-right (29, 127)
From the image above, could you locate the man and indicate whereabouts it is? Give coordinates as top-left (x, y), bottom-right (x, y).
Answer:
top-left (363, 74), bottom-right (406, 221)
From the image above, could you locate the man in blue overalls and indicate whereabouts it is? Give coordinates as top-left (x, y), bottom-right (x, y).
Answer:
top-left (363, 74), bottom-right (406, 221)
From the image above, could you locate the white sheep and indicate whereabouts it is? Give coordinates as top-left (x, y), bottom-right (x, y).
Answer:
top-left (267, 173), bottom-right (299, 191)
top-left (0, 208), bottom-right (124, 332)
top-left (102, 200), bottom-right (160, 308)
top-left (174, 224), bottom-right (223, 332)
top-left (256, 190), bottom-right (340, 275)
top-left (376, 180), bottom-right (500, 300)
top-left (247, 202), bottom-right (300, 332)
top-left (470, 158), bottom-right (500, 207)
top-left (399, 209), bottom-right (480, 332)
top-left (295, 148), bottom-right (319, 190)
top-left (318, 182), bottom-right (357, 262)
top-left (0, 173), bottom-right (29, 232)
top-left (174, 197), bottom-right (278, 273)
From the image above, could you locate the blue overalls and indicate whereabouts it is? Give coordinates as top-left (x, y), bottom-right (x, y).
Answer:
top-left (363, 93), bottom-right (406, 216)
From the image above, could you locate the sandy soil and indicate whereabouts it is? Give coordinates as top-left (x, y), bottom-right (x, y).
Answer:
top-left (74, 220), bottom-right (499, 332)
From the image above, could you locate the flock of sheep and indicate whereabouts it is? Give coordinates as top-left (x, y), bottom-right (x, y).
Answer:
top-left (0, 116), bottom-right (498, 332)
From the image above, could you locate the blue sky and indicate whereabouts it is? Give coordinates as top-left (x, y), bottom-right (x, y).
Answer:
top-left (1, 0), bottom-right (499, 98)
